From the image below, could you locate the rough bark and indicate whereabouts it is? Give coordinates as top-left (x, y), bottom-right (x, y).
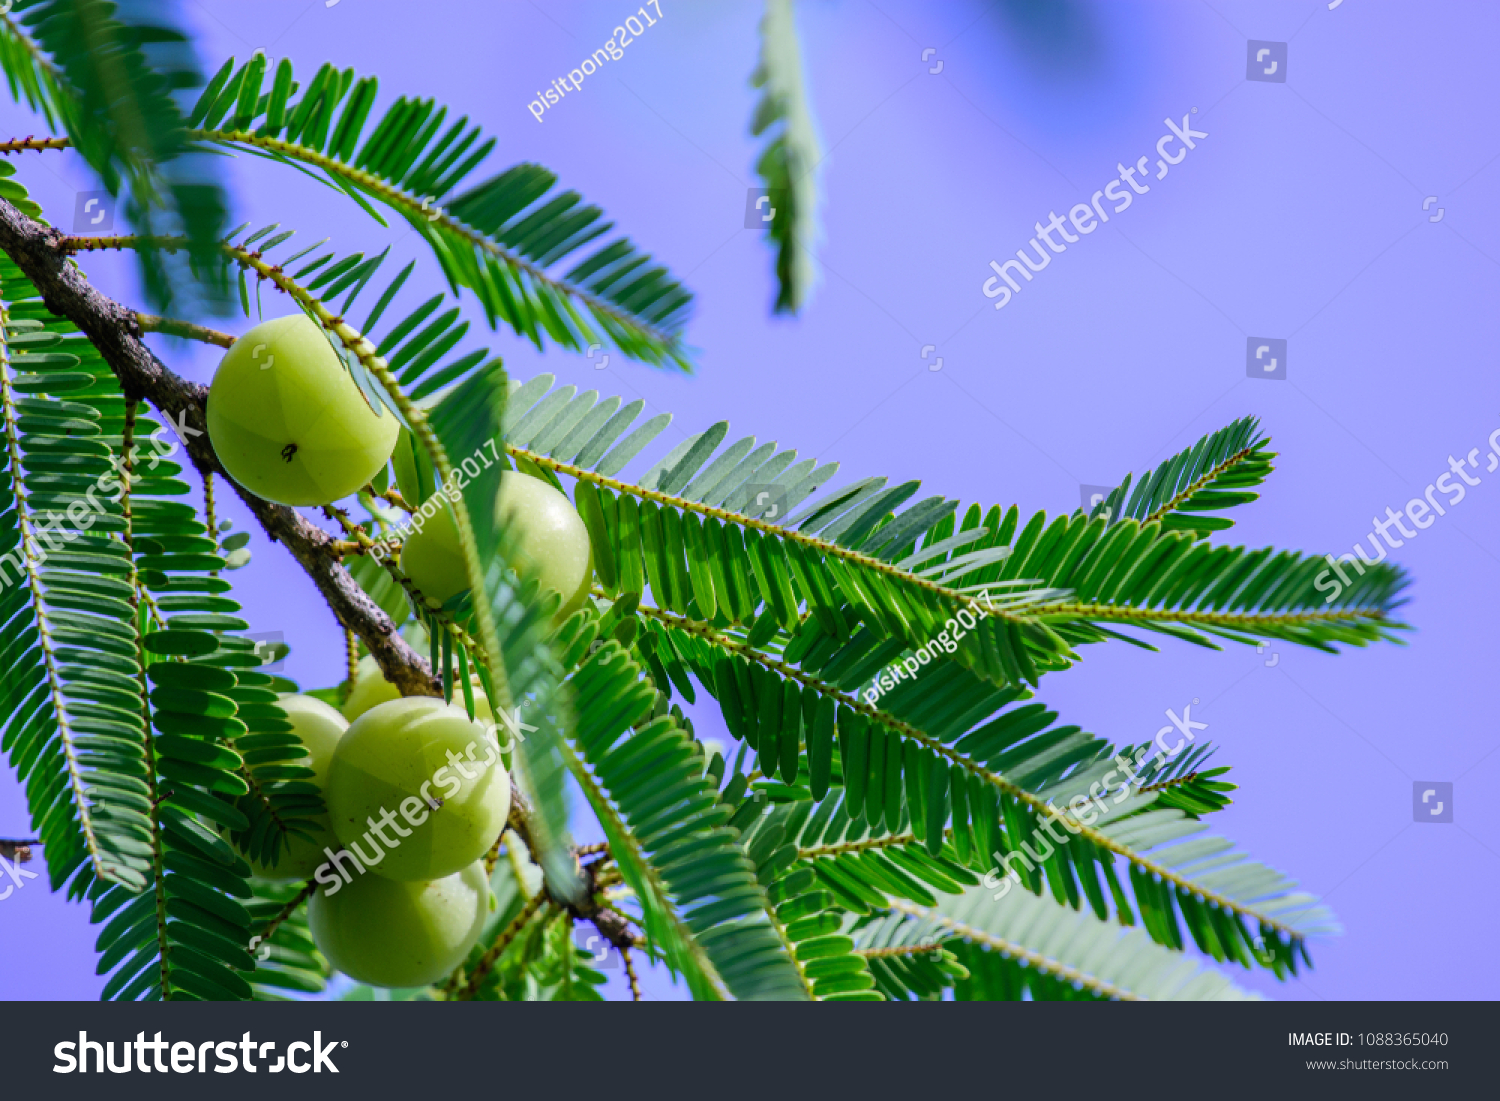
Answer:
top-left (0, 197), bottom-right (616, 965)
top-left (0, 196), bottom-right (438, 696)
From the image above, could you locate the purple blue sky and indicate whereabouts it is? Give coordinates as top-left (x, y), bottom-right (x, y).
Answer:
top-left (3, 0), bottom-right (1498, 1001)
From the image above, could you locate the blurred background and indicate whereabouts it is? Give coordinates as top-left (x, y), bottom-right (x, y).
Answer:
top-left (2, 0), bottom-right (1497, 1000)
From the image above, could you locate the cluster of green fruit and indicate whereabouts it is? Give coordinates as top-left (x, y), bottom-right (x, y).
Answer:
top-left (248, 692), bottom-right (502, 988)
top-left (205, 315), bottom-right (595, 988)
top-left (205, 312), bottom-right (592, 620)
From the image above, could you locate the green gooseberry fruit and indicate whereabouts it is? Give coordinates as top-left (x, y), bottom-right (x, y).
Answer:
top-left (340, 654), bottom-right (402, 723)
top-left (400, 471), bottom-right (592, 621)
top-left (341, 653), bottom-right (492, 725)
top-left (240, 694), bottom-right (345, 880)
top-left (206, 313), bottom-right (399, 506)
top-left (324, 696), bottom-right (509, 882)
top-left (308, 858), bottom-right (489, 988)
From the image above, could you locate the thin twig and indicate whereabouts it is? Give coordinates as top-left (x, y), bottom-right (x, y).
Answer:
top-left (365, 484), bottom-right (414, 513)
top-left (854, 944), bottom-right (944, 959)
top-left (203, 470), bottom-right (220, 558)
top-left (484, 832), bottom-right (505, 877)
top-left (1139, 771), bottom-right (1201, 795)
top-left (328, 538), bottom-right (382, 557)
top-left (0, 838), bottom-right (38, 862)
top-left (622, 944), bottom-right (643, 1001)
top-left (256, 880), bottom-right (317, 946)
top-left (799, 833), bottom-right (918, 859)
top-left (136, 312), bottom-right (236, 348)
top-left (0, 137), bottom-right (69, 154)
top-left (450, 891), bottom-right (550, 999)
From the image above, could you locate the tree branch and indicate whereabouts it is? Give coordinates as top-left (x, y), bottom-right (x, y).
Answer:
top-left (0, 195), bottom-right (437, 697)
top-left (0, 195), bottom-right (629, 966)
top-left (622, 944), bottom-right (643, 1000)
top-left (254, 879), bottom-right (317, 944)
top-left (135, 312), bottom-right (236, 348)
top-left (0, 838), bottom-right (37, 862)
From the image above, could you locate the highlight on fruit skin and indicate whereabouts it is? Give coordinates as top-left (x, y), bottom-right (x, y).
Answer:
top-left (341, 653), bottom-right (492, 724)
top-left (324, 696), bottom-right (510, 882)
top-left (206, 313), bottom-right (399, 507)
top-left (308, 858), bottom-right (490, 989)
top-left (239, 694), bottom-right (347, 880)
top-left (400, 470), bottom-right (593, 622)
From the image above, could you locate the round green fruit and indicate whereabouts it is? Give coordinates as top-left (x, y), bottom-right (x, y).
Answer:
top-left (325, 696), bottom-right (509, 882)
top-left (241, 694), bottom-right (346, 880)
top-left (206, 313), bottom-right (399, 507)
top-left (308, 858), bottom-right (489, 988)
top-left (340, 654), bottom-right (401, 722)
top-left (400, 472), bottom-right (592, 621)
top-left (341, 653), bottom-right (492, 725)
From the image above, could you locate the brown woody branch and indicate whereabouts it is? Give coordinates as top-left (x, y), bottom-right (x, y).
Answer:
top-left (0, 838), bottom-right (36, 862)
top-left (572, 854), bottom-right (638, 952)
top-left (0, 196), bottom-right (437, 697)
top-left (500, 788), bottom-right (630, 948)
top-left (0, 197), bottom-right (630, 967)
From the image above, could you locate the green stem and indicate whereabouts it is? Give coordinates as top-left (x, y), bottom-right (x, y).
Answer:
top-left (449, 890), bottom-right (550, 1000)
top-left (122, 399), bottom-right (173, 998)
top-left (221, 244), bottom-right (514, 718)
top-left (1142, 445), bottom-right (1259, 524)
top-left (136, 313), bottom-right (236, 348)
top-left (192, 128), bottom-right (679, 352)
top-left (884, 898), bottom-right (1136, 1000)
top-left (0, 306), bottom-right (104, 876)
top-left (0, 137), bottom-right (70, 154)
top-left (638, 601), bottom-right (1308, 941)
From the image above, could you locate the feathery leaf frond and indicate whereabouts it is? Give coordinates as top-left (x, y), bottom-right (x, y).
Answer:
top-left (494, 377), bottom-right (1407, 694)
top-left (551, 613), bottom-right (809, 1001)
top-left (0, 1), bottom-right (230, 311)
top-left (180, 55), bottom-right (693, 367)
top-left (1090, 416), bottom-right (1275, 536)
top-left (871, 887), bottom-right (1263, 1001)
top-left (750, 0), bottom-right (823, 314)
